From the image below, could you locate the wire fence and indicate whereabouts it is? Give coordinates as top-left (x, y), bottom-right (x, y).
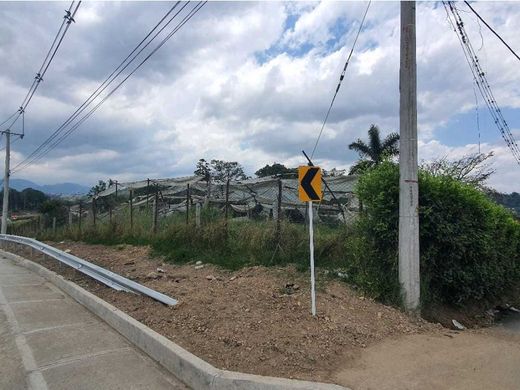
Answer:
top-left (11, 175), bottom-right (360, 237)
top-left (76, 175), bottom-right (359, 230)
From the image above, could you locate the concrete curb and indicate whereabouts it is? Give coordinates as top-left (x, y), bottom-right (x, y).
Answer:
top-left (1, 250), bottom-right (348, 390)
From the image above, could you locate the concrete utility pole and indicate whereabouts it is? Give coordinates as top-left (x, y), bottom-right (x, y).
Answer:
top-left (1, 131), bottom-right (11, 234)
top-left (399, 1), bottom-right (420, 312)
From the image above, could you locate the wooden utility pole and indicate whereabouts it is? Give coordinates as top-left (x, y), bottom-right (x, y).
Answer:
top-left (399, 1), bottom-right (420, 312)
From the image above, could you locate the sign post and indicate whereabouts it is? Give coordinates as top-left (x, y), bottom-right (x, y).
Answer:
top-left (298, 166), bottom-right (323, 316)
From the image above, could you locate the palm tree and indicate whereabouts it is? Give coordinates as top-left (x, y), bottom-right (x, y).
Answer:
top-left (348, 125), bottom-right (399, 174)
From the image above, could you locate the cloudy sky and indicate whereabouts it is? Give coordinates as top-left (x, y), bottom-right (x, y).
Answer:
top-left (0, 1), bottom-right (519, 192)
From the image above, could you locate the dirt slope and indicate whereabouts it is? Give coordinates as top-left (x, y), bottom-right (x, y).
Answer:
top-left (15, 241), bottom-right (437, 383)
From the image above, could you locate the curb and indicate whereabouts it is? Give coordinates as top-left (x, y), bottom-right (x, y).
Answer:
top-left (1, 250), bottom-right (348, 390)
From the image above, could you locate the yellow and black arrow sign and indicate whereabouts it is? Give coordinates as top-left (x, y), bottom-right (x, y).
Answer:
top-left (298, 166), bottom-right (322, 202)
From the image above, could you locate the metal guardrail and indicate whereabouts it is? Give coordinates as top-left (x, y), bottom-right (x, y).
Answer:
top-left (0, 234), bottom-right (178, 306)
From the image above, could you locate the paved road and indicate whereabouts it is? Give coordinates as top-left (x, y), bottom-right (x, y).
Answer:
top-left (0, 256), bottom-right (188, 390)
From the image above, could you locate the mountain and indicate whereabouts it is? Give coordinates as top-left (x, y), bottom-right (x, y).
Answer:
top-left (5, 179), bottom-right (90, 196)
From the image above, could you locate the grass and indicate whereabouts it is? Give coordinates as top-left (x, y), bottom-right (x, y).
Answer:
top-left (29, 206), bottom-right (353, 272)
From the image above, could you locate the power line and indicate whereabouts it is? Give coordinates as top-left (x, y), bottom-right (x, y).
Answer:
top-left (310, 0), bottom-right (371, 159)
top-left (1, 1), bottom-right (81, 135)
top-left (443, 1), bottom-right (520, 165)
top-left (13, 1), bottom-right (207, 174)
top-left (14, 2), bottom-right (184, 170)
top-left (463, 0), bottom-right (520, 63)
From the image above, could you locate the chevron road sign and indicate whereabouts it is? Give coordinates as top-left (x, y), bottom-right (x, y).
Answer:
top-left (298, 165), bottom-right (323, 317)
top-left (298, 166), bottom-right (322, 202)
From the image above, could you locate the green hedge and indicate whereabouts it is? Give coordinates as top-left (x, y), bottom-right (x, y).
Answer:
top-left (349, 162), bottom-right (520, 307)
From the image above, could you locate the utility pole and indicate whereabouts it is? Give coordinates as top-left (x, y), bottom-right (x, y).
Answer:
top-left (1, 131), bottom-right (10, 234)
top-left (399, 1), bottom-right (420, 312)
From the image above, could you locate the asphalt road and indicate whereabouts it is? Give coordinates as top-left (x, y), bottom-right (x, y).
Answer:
top-left (0, 256), bottom-right (187, 390)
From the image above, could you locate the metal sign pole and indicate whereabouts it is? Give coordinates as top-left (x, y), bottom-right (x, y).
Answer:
top-left (308, 200), bottom-right (316, 316)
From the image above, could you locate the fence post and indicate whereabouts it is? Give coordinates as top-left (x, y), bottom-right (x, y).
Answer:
top-left (146, 178), bottom-right (150, 208)
top-left (186, 183), bottom-right (190, 225)
top-left (276, 178), bottom-right (282, 241)
top-left (224, 179), bottom-right (230, 234)
top-left (129, 189), bottom-right (134, 232)
top-left (195, 203), bottom-right (201, 227)
top-left (152, 186), bottom-right (158, 234)
top-left (79, 201), bottom-right (83, 233)
top-left (92, 198), bottom-right (97, 227)
top-left (225, 179), bottom-right (230, 220)
top-left (204, 178), bottom-right (211, 208)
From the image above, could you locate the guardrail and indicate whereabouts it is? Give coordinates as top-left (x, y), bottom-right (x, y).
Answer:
top-left (0, 234), bottom-right (178, 306)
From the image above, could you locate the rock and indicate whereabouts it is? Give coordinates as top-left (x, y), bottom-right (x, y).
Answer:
top-left (146, 271), bottom-right (160, 280)
top-left (195, 260), bottom-right (203, 265)
top-left (452, 319), bottom-right (465, 330)
top-left (194, 265), bottom-right (204, 270)
top-left (377, 312), bottom-right (382, 319)
top-left (59, 241), bottom-right (65, 244)
top-left (124, 261), bottom-right (135, 266)
top-left (509, 306), bottom-right (520, 313)
top-left (64, 249), bottom-right (71, 253)
top-left (229, 276), bottom-right (237, 281)
top-left (206, 275), bottom-right (216, 280)
top-left (157, 267), bottom-right (166, 273)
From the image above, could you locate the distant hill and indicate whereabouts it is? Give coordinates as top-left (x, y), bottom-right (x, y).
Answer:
top-left (3, 179), bottom-right (89, 196)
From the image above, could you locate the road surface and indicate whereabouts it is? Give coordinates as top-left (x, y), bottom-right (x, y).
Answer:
top-left (0, 255), bottom-right (187, 390)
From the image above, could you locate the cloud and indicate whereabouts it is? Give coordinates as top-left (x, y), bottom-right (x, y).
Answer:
top-left (0, 1), bottom-right (517, 194)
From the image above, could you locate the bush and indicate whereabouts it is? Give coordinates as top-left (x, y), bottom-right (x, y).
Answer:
top-left (349, 162), bottom-right (520, 307)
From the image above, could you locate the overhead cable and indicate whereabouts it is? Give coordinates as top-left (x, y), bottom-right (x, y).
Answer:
top-left (13, 1), bottom-right (207, 173)
top-left (310, 0), bottom-right (371, 159)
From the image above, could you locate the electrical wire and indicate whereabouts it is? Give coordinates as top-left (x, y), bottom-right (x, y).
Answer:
top-left (443, 1), bottom-right (520, 164)
top-left (310, 0), bottom-right (371, 159)
top-left (14, 1), bottom-right (184, 169)
top-left (13, 1), bottom-right (207, 174)
top-left (464, 0), bottom-right (520, 63)
top-left (1, 1), bottom-right (81, 135)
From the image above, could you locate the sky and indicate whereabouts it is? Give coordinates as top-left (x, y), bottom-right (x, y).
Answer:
top-left (0, 1), bottom-right (519, 193)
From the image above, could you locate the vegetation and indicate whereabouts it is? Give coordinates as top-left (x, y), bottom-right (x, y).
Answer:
top-left (348, 124), bottom-right (399, 174)
top-left (487, 190), bottom-right (520, 217)
top-left (0, 188), bottom-right (49, 211)
top-left (346, 161), bottom-right (520, 307)
top-left (20, 148), bottom-right (520, 312)
top-left (194, 159), bottom-right (248, 181)
top-left (255, 163), bottom-right (297, 178)
top-left (36, 208), bottom-right (349, 271)
top-left (421, 152), bottom-right (495, 188)
top-left (88, 180), bottom-right (108, 197)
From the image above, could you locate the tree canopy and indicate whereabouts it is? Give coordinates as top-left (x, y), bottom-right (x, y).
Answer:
top-left (255, 163), bottom-right (297, 178)
top-left (348, 124), bottom-right (399, 174)
top-left (194, 159), bottom-right (248, 182)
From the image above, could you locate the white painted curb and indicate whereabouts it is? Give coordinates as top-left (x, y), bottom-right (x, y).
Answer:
top-left (1, 250), bottom-right (348, 390)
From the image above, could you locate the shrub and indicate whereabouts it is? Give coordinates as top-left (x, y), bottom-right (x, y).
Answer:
top-left (349, 161), bottom-right (520, 307)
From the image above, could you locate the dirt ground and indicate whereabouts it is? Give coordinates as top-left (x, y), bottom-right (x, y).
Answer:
top-left (335, 328), bottom-right (520, 390)
top-left (12, 241), bottom-right (439, 383)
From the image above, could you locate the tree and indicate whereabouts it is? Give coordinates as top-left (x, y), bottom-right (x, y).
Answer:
top-left (194, 159), bottom-right (211, 181)
top-left (194, 159), bottom-right (248, 182)
top-left (39, 199), bottom-right (68, 224)
top-left (88, 180), bottom-right (107, 197)
top-left (255, 163), bottom-right (297, 178)
top-left (348, 124), bottom-right (399, 174)
top-left (421, 152), bottom-right (495, 188)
